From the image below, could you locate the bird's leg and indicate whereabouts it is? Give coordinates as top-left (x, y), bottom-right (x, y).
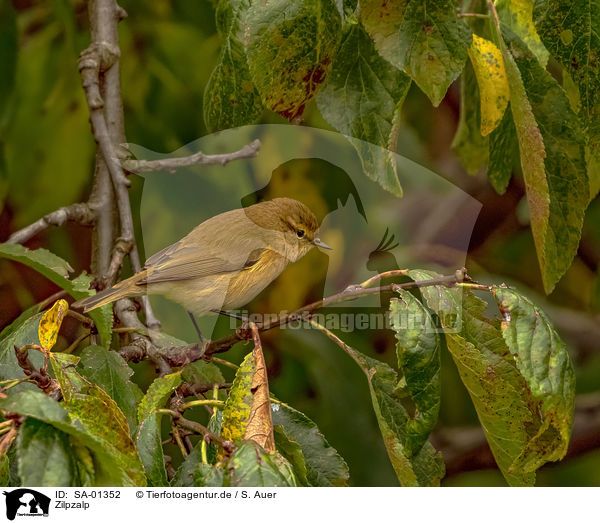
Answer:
top-left (187, 311), bottom-right (205, 343)
top-left (210, 309), bottom-right (248, 322)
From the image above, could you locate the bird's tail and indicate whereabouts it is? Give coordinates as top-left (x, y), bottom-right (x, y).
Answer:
top-left (72, 271), bottom-right (148, 312)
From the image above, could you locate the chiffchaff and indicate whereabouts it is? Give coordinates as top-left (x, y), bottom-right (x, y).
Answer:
top-left (73, 198), bottom-right (331, 316)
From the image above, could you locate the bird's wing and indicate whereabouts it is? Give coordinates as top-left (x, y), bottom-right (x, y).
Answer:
top-left (139, 243), bottom-right (265, 285)
top-left (140, 209), bottom-right (284, 285)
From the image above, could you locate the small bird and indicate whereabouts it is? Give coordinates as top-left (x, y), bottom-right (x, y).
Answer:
top-left (73, 198), bottom-right (331, 316)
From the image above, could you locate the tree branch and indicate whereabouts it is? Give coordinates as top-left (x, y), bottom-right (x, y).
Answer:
top-left (121, 139), bottom-right (262, 173)
top-left (79, 0), bottom-right (159, 328)
top-left (6, 203), bottom-right (95, 245)
top-left (203, 268), bottom-right (470, 358)
top-left (114, 299), bottom-right (171, 374)
top-left (116, 269), bottom-right (469, 367)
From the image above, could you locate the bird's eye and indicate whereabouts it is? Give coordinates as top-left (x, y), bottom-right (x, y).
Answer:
top-left (297, 229), bottom-right (305, 238)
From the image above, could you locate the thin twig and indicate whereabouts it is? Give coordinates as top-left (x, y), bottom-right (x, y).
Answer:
top-left (64, 332), bottom-right (91, 354)
top-left (67, 309), bottom-right (95, 328)
top-left (114, 299), bottom-right (172, 375)
top-left (6, 203), bottom-right (95, 245)
top-left (121, 139), bottom-right (262, 173)
top-left (203, 268), bottom-right (469, 358)
top-left (172, 426), bottom-right (188, 458)
top-left (212, 357), bottom-right (239, 370)
top-left (458, 13), bottom-right (489, 18)
top-left (359, 269), bottom-right (409, 289)
top-left (120, 269), bottom-right (469, 368)
top-left (182, 399), bottom-right (224, 410)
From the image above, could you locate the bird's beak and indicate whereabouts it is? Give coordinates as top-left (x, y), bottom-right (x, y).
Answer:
top-left (312, 237), bottom-right (333, 250)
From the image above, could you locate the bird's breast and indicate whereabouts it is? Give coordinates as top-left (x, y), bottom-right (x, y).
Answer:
top-left (221, 249), bottom-right (289, 309)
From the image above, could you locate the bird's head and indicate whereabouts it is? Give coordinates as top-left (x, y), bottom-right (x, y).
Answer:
top-left (245, 197), bottom-right (332, 261)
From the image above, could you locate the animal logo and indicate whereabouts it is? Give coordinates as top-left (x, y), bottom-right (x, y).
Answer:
top-left (3, 489), bottom-right (50, 520)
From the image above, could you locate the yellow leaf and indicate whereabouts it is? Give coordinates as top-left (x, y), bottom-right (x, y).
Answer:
top-left (507, 0), bottom-right (548, 65)
top-left (38, 299), bottom-right (69, 351)
top-left (468, 35), bottom-right (510, 136)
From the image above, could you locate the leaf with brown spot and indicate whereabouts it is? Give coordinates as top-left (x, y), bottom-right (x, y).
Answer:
top-left (243, 328), bottom-right (275, 452)
top-left (361, 0), bottom-right (472, 106)
top-left (38, 299), bottom-right (69, 351)
top-left (408, 270), bottom-right (577, 485)
top-left (468, 35), bottom-right (510, 136)
top-left (244, 0), bottom-right (341, 121)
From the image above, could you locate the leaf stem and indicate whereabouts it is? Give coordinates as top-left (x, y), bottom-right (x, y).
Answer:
top-left (212, 357), bottom-right (239, 370)
top-left (172, 426), bottom-right (188, 458)
top-left (182, 399), bottom-right (225, 410)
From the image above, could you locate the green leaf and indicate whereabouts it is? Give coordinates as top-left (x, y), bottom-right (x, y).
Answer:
top-left (220, 351), bottom-right (255, 446)
top-left (361, 0), bottom-right (472, 106)
top-left (193, 463), bottom-right (225, 486)
top-left (0, 245), bottom-right (112, 346)
top-left (0, 308), bottom-right (45, 382)
top-left (317, 22), bottom-right (410, 197)
top-left (389, 290), bottom-right (441, 455)
top-left (533, 0), bottom-right (599, 129)
top-left (49, 354), bottom-right (146, 486)
top-left (0, 0), bottom-right (17, 124)
top-left (452, 60), bottom-right (489, 175)
top-left (170, 440), bottom-right (204, 487)
top-left (136, 415), bottom-right (168, 486)
top-left (488, 102), bottom-right (519, 194)
top-left (204, 0), bottom-right (263, 132)
top-left (71, 274), bottom-right (113, 348)
top-left (136, 372), bottom-right (181, 485)
top-left (0, 453), bottom-right (10, 487)
top-left (495, 36), bottom-right (552, 292)
top-left (245, 0), bottom-right (341, 121)
top-left (444, 299), bottom-right (538, 486)
top-left (0, 390), bottom-right (145, 486)
top-left (223, 442), bottom-right (297, 487)
top-left (271, 400), bottom-right (349, 486)
top-left (273, 425), bottom-right (309, 486)
top-left (181, 360), bottom-right (225, 387)
top-left (0, 243), bottom-right (73, 279)
top-left (317, 324), bottom-right (444, 486)
top-left (533, 0), bottom-right (600, 199)
top-left (17, 419), bottom-right (93, 487)
top-left (77, 346), bottom-right (143, 435)
top-left (497, 0), bottom-right (549, 66)
top-left (137, 372), bottom-right (182, 423)
top-left (493, 287), bottom-right (575, 470)
top-left (169, 410), bottom-right (221, 486)
top-left (504, 29), bottom-right (589, 293)
top-left (408, 270), bottom-right (576, 485)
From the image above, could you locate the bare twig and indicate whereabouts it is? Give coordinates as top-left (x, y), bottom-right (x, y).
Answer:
top-left (203, 268), bottom-right (469, 358)
top-left (117, 269), bottom-right (469, 367)
top-left (177, 382), bottom-right (232, 397)
top-left (6, 203), bottom-right (95, 245)
top-left (121, 139), bottom-right (262, 173)
top-left (67, 309), bottom-right (95, 328)
top-left (182, 399), bottom-right (224, 410)
top-left (114, 299), bottom-right (171, 374)
top-left (13, 346), bottom-right (61, 398)
top-left (458, 13), bottom-right (489, 18)
top-left (106, 237), bottom-right (134, 286)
